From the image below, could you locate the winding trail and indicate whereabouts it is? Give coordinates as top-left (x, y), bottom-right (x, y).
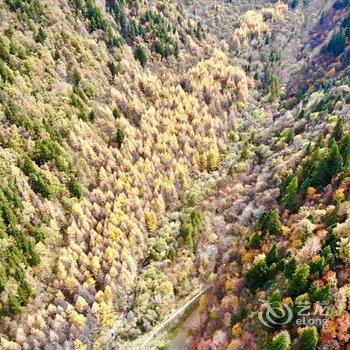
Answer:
top-left (140, 288), bottom-right (208, 349)
top-left (127, 287), bottom-right (209, 350)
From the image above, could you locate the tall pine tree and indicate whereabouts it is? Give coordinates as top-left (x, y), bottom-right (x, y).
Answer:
top-left (327, 141), bottom-right (343, 178)
top-left (339, 133), bottom-right (350, 168)
top-left (331, 117), bottom-right (344, 141)
top-left (282, 176), bottom-right (299, 211)
top-left (135, 45), bottom-right (147, 67)
top-left (326, 28), bottom-right (346, 56)
top-left (314, 140), bottom-right (343, 186)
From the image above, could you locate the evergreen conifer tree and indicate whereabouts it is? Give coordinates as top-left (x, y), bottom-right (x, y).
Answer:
top-left (266, 244), bottom-right (280, 266)
top-left (9, 294), bottom-right (23, 315)
top-left (269, 331), bottom-right (291, 350)
top-left (116, 129), bottom-right (125, 149)
top-left (284, 257), bottom-right (297, 278)
top-left (314, 141), bottom-right (343, 187)
top-left (268, 210), bottom-right (282, 235)
top-left (249, 232), bottom-right (262, 249)
top-left (327, 29), bottom-right (346, 56)
top-left (291, 0), bottom-right (299, 9)
top-left (327, 141), bottom-right (343, 177)
top-left (288, 263), bottom-right (310, 296)
top-left (35, 27), bottom-right (47, 43)
top-left (282, 176), bottom-right (298, 211)
top-left (339, 133), bottom-right (350, 168)
top-left (331, 117), bottom-right (344, 141)
top-left (135, 44), bottom-right (147, 67)
top-left (298, 326), bottom-right (318, 350)
top-left (246, 258), bottom-right (269, 292)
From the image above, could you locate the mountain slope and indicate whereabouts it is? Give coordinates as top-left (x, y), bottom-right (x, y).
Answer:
top-left (1, 0), bottom-right (350, 349)
top-left (165, 0), bottom-right (350, 349)
top-left (0, 0), bottom-right (251, 349)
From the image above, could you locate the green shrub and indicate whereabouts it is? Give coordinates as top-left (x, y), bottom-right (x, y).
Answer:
top-left (0, 216), bottom-right (5, 239)
top-left (10, 229), bottom-right (40, 266)
top-left (270, 290), bottom-right (283, 303)
top-left (323, 228), bottom-right (339, 253)
top-left (4, 104), bottom-right (33, 129)
top-left (276, 259), bottom-right (285, 272)
top-left (240, 305), bottom-right (249, 319)
top-left (84, 0), bottom-right (108, 31)
top-left (326, 141), bottom-right (343, 177)
top-left (5, 0), bottom-right (43, 20)
top-left (265, 66), bottom-right (280, 101)
top-left (89, 110), bottom-right (96, 122)
top-left (26, 241), bottom-right (40, 266)
top-left (284, 97), bottom-right (298, 110)
top-left (2, 186), bottom-right (21, 209)
top-left (0, 133), bottom-right (9, 148)
top-left (0, 200), bottom-right (18, 229)
top-left (260, 291), bottom-right (291, 329)
top-left (285, 129), bottom-right (295, 145)
top-left (297, 109), bottom-right (305, 120)
top-left (194, 21), bottom-right (204, 40)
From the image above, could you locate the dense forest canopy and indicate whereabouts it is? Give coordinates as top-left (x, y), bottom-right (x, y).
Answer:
top-left (0, 0), bottom-right (349, 349)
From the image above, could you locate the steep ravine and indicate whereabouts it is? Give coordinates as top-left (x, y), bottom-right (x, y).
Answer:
top-left (142, 0), bottom-right (330, 349)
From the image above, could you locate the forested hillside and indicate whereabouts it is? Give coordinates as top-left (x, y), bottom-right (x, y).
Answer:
top-left (0, 0), bottom-right (251, 348)
top-left (172, 0), bottom-right (350, 350)
top-left (0, 0), bottom-right (349, 349)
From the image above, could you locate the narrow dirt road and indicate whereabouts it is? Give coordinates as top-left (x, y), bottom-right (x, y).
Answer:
top-left (136, 287), bottom-right (208, 350)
